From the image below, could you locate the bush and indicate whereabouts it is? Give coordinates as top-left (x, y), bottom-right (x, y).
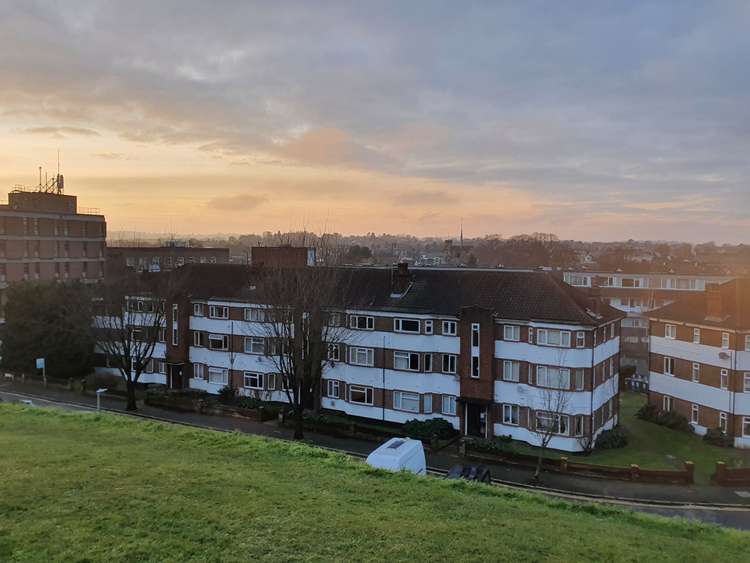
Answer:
top-left (595, 427), bottom-right (628, 450)
top-left (235, 396), bottom-right (264, 410)
top-left (217, 385), bottom-right (237, 405)
top-left (403, 418), bottom-right (458, 441)
top-left (637, 403), bottom-right (693, 433)
top-left (703, 427), bottom-right (734, 448)
top-left (636, 403), bottom-right (659, 422)
top-left (464, 436), bottom-right (519, 456)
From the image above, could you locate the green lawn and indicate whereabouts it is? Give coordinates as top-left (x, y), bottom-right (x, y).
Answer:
top-left (585, 392), bottom-right (750, 484)
top-left (1, 406), bottom-right (749, 561)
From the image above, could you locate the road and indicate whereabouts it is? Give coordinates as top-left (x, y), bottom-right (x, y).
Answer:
top-left (2, 387), bottom-right (750, 531)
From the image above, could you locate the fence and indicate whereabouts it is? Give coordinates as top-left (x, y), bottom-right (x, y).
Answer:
top-left (713, 462), bottom-right (750, 486)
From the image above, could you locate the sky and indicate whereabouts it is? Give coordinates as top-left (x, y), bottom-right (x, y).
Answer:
top-left (0, 1), bottom-right (749, 242)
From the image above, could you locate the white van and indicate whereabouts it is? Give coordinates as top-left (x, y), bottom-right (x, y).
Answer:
top-left (365, 437), bottom-right (426, 475)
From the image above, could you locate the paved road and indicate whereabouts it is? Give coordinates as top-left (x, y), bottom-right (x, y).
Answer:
top-left (3, 384), bottom-right (750, 531)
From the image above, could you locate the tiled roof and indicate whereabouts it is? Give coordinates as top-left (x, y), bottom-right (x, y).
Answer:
top-left (171, 264), bottom-right (621, 326)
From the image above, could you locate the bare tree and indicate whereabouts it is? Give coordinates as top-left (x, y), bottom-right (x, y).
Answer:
top-left (251, 265), bottom-right (355, 439)
top-left (530, 383), bottom-right (571, 483)
top-left (93, 273), bottom-right (170, 411)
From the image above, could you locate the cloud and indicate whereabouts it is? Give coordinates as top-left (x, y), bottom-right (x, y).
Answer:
top-left (92, 152), bottom-right (125, 160)
top-left (206, 193), bottom-right (267, 212)
top-left (19, 126), bottom-right (100, 138)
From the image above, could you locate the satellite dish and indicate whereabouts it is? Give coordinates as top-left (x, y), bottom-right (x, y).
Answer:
top-left (719, 352), bottom-right (731, 360)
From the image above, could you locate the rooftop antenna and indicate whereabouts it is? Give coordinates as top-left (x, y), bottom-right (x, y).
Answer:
top-left (460, 218), bottom-right (464, 251)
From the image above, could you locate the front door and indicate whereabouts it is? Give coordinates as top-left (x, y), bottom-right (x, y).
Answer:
top-left (465, 403), bottom-right (487, 437)
top-left (168, 364), bottom-right (183, 389)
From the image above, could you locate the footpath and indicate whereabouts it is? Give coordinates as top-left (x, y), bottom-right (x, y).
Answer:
top-left (2, 380), bottom-right (749, 509)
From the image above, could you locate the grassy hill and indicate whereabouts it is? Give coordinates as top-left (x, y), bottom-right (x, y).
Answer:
top-left (0, 405), bottom-right (748, 562)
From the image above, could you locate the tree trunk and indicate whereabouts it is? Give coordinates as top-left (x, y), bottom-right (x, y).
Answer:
top-left (125, 379), bottom-right (137, 411)
top-left (293, 405), bottom-right (304, 440)
top-left (533, 447), bottom-right (544, 483)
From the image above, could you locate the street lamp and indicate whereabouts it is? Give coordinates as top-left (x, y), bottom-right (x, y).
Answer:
top-left (95, 388), bottom-right (108, 412)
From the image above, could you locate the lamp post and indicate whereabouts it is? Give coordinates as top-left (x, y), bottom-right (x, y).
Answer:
top-left (96, 388), bottom-right (108, 412)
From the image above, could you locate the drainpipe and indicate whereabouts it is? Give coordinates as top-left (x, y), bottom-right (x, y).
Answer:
top-left (589, 327), bottom-right (595, 445)
top-left (382, 334), bottom-right (386, 422)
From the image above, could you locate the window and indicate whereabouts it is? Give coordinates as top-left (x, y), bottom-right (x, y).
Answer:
top-left (208, 367), bottom-right (228, 385)
top-left (502, 404), bottom-right (519, 425)
top-left (576, 331), bottom-right (585, 348)
top-left (193, 363), bottom-right (205, 380)
top-left (502, 360), bottom-right (520, 382)
top-left (691, 404), bottom-right (700, 425)
top-left (745, 335), bottom-right (750, 352)
top-left (157, 361), bottom-right (167, 374)
top-left (327, 312), bottom-right (342, 327)
top-left (720, 369), bottom-right (729, 390)
top-left (536, 366), bottom-right (570, 389)
top-left (193, 331), bottom-right (202, 347)
top-left (424, 320), bottom-right (433, 335)
top-left (504, 325), bottom-right (521, 341)
top-left (663, 356), bottom-right (675, 376)
top-left (528, 327), bottom-right (534, 344)
top-left (608, 358), bottom-right (614, 379)
top-left (692, 362), bottom-right (700, 383)
top-left (423, 353), bottom-right (432, 372)
top-left (442, 320), bottom-right (457, 336)
top-left (349, 385), bottom-right (374, 405)
top-left (171, 304), bottom-right (179, 346)
top-left (394, 351), bottom-right (420, 371)
top-left (442, 395), bottom-right (457, 416)
top-left (158, 327), bottom-right (166, 342)
top-left (327, 380), bottom-right (340, 399)
top-left (244, 337), bottom-right (265, 354)
top-left (442, 354), bottom-right (457, 374)
top-left (208, 334), bottom-right (229, 351)
top-left (327, 343), bottom-right (340, 361)
top-left (719, 412), bottom-right (728, 433)
top-left (267, 374), bottom-right (276, 390)
top-left (471, 323), bottom-right (480, 347)
top-left (471, 356), bottom-right (480, 378)
top-left (350, 315), bottom-right (375, 330)
top-left (693, 328), bottom-right (701, 344)
top-left (743, 417), bottom-right (750, 438)
top-left (243, 372), bottom-right (264, 389)
top-left (610, 323), bottom-right (615, 339)
top-left (665, 324), bottom-right (676, 339)
top-left (536, 329), bottom-right (571, 347)
top-left (349, 347), bottom-right (374, 367)
top-left (575, 369), bottom-right (585, 391)
top-left (244, 308), bottom-right (267, 322)
top-left (744, 372), bottom-right (750, 393)
top-left (193, 303), bottom-right (204, 316)
top-left (209, 305), bottom-right (229, 319)
top-left (394, 391), bottom-right (420, 413)
top-left (394, 318), bottom-right (420, 333)
top-left (423, 394), bottom-right (432, 414)
top-left (722, 332), bottom-right (730, 350)
top-left (535, 413), bottom-right (569, 435)
top-left (663, 395), bottom-right (673, 412)
top-left (575, 416), bottom-right (584, 437)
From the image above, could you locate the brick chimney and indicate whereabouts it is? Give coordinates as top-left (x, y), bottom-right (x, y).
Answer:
top-left (705, 283), bottom-right (723, 320)
top-left (391, 262), bottom-right (411, 297)
top-left (588, 277), bottom-right (602, 315)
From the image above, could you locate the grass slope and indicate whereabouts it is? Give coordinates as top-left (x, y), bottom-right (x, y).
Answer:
top-left (0, 405), bottom-right (748, 562)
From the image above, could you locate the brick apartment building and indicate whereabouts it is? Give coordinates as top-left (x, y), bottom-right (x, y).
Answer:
top-left (648, 278), bottom-right (750, 447)
top-left (0, 177), bottom-right (106, 314)
top-left (564, 271), bottom-right (733, 378)
top-left (104, 260), bottom-right (622, 452)
top-left (106, 243), bottom-right (230, 278)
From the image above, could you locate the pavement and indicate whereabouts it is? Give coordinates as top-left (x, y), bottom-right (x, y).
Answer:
top-left (3, 380), bottom-right (750, 530)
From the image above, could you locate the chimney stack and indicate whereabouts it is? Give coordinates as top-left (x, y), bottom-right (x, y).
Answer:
top-left (392, 262), bottom-right (411, 296)
top-left (705, 283), bottom-right (723, 321)
top-left (588, 277), bottom-right (602, 314)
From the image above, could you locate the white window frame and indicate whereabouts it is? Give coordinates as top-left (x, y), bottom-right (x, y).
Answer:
top-left (502, 404), bottom-right (519, 425)
top-left (193, 363), bottom-right (205, 380)
top-left (394, 351), bottom-right (420, 372)
top-left (575, 331), bottom-right (585, 348)
top-left (243, 372), bottom-right (264, 390)
top-left (665, 324), bottom-right (676, 340)
top-left (574, 369), bottom-right (585, 391)
top-left (208, 367), bottom-right (228, 385)
top-left (743, 416), bottom-right (750, 438)
top-left (349, 347), bottom-right (374, 367)
top-left (535, 412), bottom-right (569, 436)
top-left (327, 380), bottom-right (340, 399)
top-left (663, 395), bottom-right (673, 412)
top-left (394, 391), bottom-right (420, 413)
top-left (244, 308), bottom-right (267, 322)
top-left (192, 331), bottom-right (202, 347)
top-left (471, 323), bottom-right (480, 347)
top-left (442, 354), bottom-right (457, 374)
top-left (193, 303), bottom-right (204, 317)
top-left (663, 356), bottom-right (675, 376)
top-left (423, 394), bottom-right (432, 414)
top-left (327, 343), bottom-right (340, 362)
top-left (424, 320), bottom-right (433, 335)
top-left (719, 412), bottom-right (728, 433)
top-left (692, 362), bottom-right (700, 383)
top-left (349, 315), bottom-right (375, 330)
top-left (423, 353), bottom-right (432, 372)
top-left (536, 329), bottom-right (571, 348)
top-left (209, 305), bottom-right (229, 319)
top-left (609, 323), bottom-right (615, 339)
top-left (502, 360), bottom-right (520, 382)
top-left (442, 320), bottom-right (457, 336)
top-left (536, 365), bottom-right (570, 389)
top-left (745, 335), bottom-right (750, 352)
top-left (744, 372), bottom-right (750, 393)
top-left (693, 328), bottom-right (701, 344)
top-left (394, 318), bottom-right (420, 334)
top-left (691, 404), bottom-right (700, 425)
top-left (503, 325), bottom-right (521, 342)
top-left (244, 336), bottom-right (264, 355)
top-left (208, 333), bottom-right (229, 351)
top-left (720, 369), bottom-right (729, 390)
top-left (442, 395), bottom-right (457, 416)
top-left (171, 303), bottom-right (179, 346)
top-left (471, 356), bottom-right (480, 379)
top-left (349, 385), bottom-right (374, 406)
top-left (722, 332), bottom-right (730, 350)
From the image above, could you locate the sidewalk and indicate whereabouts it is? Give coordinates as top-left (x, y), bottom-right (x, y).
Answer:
top-left (3, 380), bottom-right (749, 506)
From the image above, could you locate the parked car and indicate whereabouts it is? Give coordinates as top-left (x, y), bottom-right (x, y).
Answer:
top-left (445, 464), bottom-right (492, 483)
top-left (366, 437), bottom-right (426, 475)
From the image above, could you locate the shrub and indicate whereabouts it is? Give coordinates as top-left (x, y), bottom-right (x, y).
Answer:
top-left (703, 427), bottom-right (734, 448)
top-left (637, 403), bottom-right (693, 433)
top-left (464, 436), bottom-right (518, 456)
top-left (235, 396), bottom-right (264, 410)
top-left (403, 418), bottom-right (458, 441)
top-left (217, 385), bottom-right (237, 405)
top-left (636, 403), bottom-right (659, 422)
top-left (595, 427), bottom-right (628, 450)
